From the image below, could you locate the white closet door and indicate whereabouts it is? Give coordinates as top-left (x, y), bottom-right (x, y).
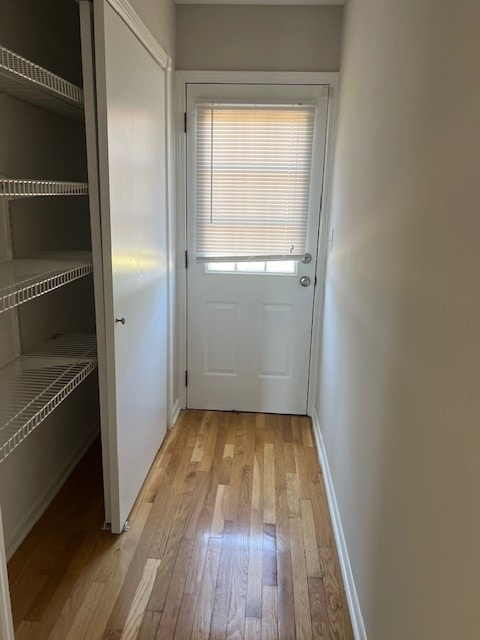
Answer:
top-left (94, 0), bottom-right (168, 533)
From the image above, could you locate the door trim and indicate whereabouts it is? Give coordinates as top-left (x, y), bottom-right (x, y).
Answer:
top-left (175, 70), bottom-right (340, 415)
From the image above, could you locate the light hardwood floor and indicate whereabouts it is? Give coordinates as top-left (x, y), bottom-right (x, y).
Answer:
top-left (7, 410), bottom-right (353, 639)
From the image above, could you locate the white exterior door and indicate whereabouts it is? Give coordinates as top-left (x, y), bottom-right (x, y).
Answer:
top-left (186, 83), bottom-right (328, 414)
top-left (92, 1), bottom-right (168, 533)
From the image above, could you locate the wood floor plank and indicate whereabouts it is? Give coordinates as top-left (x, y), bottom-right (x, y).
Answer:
top-left (10, 574), bottom-right (47, 629)
top-left (146, 496), bottom-right (192, 614)
top-left (301, 418), bottom-right (314, 448)
top-left (263, 443), bottom-right (276, 525)
top-left (101, 488), bottom-right (169, 633)
top-left (224, 418), bottom-right (246, 522)
top-left (245, 451), bottom-right (263, 618)
top-left (261, 585), bottom-right (278, 640)
top-left (286, 471), bottom-right (301, 518)
top-left (204, 421), bottom-right (229, 510)
top-left (183, 509), bottom-right (213, 596)
top-left (91, 501), bottom-right (154, 639)
top-left (42, 523), bottom-right (121, 640)
top-left (137, 610), bottom-right (160, 640)
top-left (291, 416), bottom-right (305, 449)
top-left (262, 524), bottom-right (277, 586)
top-left (8, 412), bottom-right (353, 640)
top-left (284, 442), bottom-right (297, 475)
top-left (309, 482), bottom-right (333, 549)
top-left (319, 548), bottom-right (354, 640)
top-left (254, 414), bottom-right (266, 457)
top-left (272, 416), bottom-right (288, 494)
top-left (25, 531), bottom-right (86, 622)
top-left (219, 443), bottom-right (235, 485)
top-left (245, 616), bottom-right (261, 640)
top-left (64, 581), bottom-right (107, 640)
top-left (275, 490), bottom-right (296, 640)
top-left (264, 414), bottom-right (275, 445)
top-left (158, 538), bottom-right (193, 638)
top-left (199, 412), bottom-right (220, 472)
top-left (300, 500), bottom-right (322, 578)
top-left (210, 484), bottom-right (227, 537)
top-left (226, 455), bottom-right (252, 639)
top-left (173, 592), bottom-right (197, 640)
top-left (210, 520), bottom-right (237, 638)
top-left (183, 469), bottom-right (211, 541)
top-left (290, 517), bottom-right (314, 640)
top-left (191, 411), bottom-right (213, 463)
top-left (190, 538), bottom-right (222, 640)
top-left (308, 577), bottom-right (330, 640)
top-left (15, 620), bottom-right (37, 640)
top-left (120, 558), bottom-right (161, 640)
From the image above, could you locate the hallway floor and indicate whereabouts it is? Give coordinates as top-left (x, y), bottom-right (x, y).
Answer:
top-left (8, 410), bottom-right (353, 639)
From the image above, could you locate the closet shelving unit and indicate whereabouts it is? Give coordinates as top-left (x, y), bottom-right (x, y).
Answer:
top-left (0, 334), bottom-right (97, 463)
top-left (0, 45), bottom-right (84, 120)
top-left (0, 179), bottom-right (88, 198)
top-left (0, 43), bottom-right (98, 461)
top-left (0, 251), bottom-right (93, 314)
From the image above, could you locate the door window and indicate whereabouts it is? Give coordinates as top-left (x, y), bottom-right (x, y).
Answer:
top-left (195, 102), bottom-right (315, 263)
top-left (206, 260), bottom-right (297, 275)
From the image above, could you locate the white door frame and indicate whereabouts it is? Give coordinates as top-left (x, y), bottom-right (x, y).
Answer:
top-left (175, 70), bottom-right (340, 416)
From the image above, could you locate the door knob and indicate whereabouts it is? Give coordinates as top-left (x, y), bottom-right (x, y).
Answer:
top-left (299, 276), bottom-right (311, 288)
top-left (115, 317), bottom-right (126, 324)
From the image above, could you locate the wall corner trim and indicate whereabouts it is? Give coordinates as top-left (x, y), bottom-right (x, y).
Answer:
top-left (310, 407), bottom-right (368, 640)
top-left (107, 0), bottom-right (170, 69)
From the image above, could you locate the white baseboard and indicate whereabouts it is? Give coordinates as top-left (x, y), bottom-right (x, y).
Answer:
top-left (5, 423), bottom-right (100, 560)
top-left (171, 398), bottom-right (181, 427)
top-left (310, 407), bottom-right (368, 640)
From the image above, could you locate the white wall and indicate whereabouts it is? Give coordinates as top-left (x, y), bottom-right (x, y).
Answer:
top-left (316, 0), bottom-right (480, 638)
top-left (176, 4), bottom-right (343, 71)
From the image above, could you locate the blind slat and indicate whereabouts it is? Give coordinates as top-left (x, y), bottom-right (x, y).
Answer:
top-left (195, 103), bottom-right (315, 262)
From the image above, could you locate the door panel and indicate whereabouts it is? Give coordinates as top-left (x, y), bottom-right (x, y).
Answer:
top-left (187, 83), bottom-right (329, 414)
top-left (259, 303), bottom-right (294, 378)
top-left (205, 301), bottom-right (239, 376)
top-left (94, 1), bottom-right (168, 532)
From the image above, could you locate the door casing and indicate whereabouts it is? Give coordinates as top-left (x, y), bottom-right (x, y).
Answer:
top-left (175, 71), bottom-right (340, 417)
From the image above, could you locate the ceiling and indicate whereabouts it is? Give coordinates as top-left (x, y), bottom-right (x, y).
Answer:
top-left (176, 0), bottom-right (344, 5)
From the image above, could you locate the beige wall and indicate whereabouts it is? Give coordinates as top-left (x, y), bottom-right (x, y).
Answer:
top-left (130, 0), bottom-right (176, 57)
top-left (176, 4), bottom-right (343, 71)
top-left (317, 0), bottom-right (480, 638)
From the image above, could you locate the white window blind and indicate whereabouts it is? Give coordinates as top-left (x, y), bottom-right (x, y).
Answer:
top-left (195, 102), bottom-right (315, 262)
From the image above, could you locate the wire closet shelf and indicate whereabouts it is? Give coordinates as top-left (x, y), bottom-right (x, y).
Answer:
top-left (0, 334), bottom-right (98, 463)
top-left (0, 45), bottom-right (84, 120)
top-left (0, 251), bottom-right (93, 314)
top-left (0, 179), bottom-right (88, 198)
